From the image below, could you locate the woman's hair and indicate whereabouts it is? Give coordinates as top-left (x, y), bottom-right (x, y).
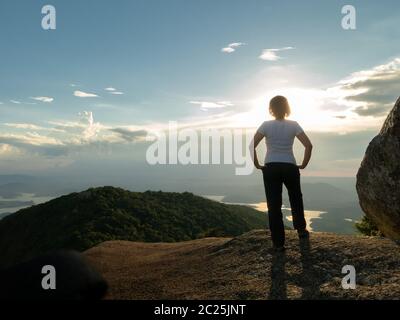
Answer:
top-left (269, 95), bottom-right (291, 120)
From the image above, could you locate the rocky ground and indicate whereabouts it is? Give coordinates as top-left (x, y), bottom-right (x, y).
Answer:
top-left (85, 230), bottom-right (400, 300)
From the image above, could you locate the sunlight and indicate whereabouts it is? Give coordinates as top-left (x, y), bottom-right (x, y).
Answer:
top-left (246, 87), bottom-right (339, 131)
top-left (239, 87), bottom-right (382, 133)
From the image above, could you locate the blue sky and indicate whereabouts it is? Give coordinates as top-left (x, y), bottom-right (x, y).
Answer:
top-left (1, 0), bottom-right (400, 178)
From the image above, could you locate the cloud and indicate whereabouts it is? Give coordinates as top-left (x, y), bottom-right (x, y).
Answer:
top-left (105, 87), bottom-right (124, 95)
top-left (3, 57), bottom-right (399, 168)
top-left (328, 58), bottom-right (400, 117)
top-left (30, 96), bottom-right (54, 103)
top-left (0, 134), bottom-right (69, 157)
top-left (74, 90), bottom-right (98, 98)
top-left (221, 42), bottom-right (246, 53)
top-left (10, 100), bottom-right (21, 104)
top-left (78, 111), bottom-right (101, 140)
top-left (0, 132), bottom-right (61, 149)
top-left (0, 143), bottom-right (21, 156)
top-left (0, 109), bottom-right (152, 160)
top-left (109, 128), bottom-right (148, 142)
top-left (259, 47), bottom-right (294, 61)
top-left (4, 123), bottom-right (45, 130)
top-left (190, 100), bottom-right (234, 111)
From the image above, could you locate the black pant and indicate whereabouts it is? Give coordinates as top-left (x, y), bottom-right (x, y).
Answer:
top-left (262, 162), bottom-right (306, 247)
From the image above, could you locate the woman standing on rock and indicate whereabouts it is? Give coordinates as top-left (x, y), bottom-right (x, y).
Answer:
top-left (251, 95), bottom-right (313, 252)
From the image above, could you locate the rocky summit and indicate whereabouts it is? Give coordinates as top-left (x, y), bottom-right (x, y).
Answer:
top-left (85, 230), bottom-right (400, 300)
top-left (357, 97), bottom-right (400, 240)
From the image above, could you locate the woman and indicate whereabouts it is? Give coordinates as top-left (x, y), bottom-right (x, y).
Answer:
top-left (252, 95), bottom-right (313, 252)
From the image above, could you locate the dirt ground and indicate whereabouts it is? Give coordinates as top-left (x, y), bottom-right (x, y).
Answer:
top-left (85, 229), bottom-right (400, 300)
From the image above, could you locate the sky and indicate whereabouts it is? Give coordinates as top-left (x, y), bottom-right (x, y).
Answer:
top-left (1, 0), bottom-right (400, 181)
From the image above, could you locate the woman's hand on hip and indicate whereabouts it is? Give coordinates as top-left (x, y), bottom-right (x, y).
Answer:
top-left (255, 163), bottom-right (265, 170)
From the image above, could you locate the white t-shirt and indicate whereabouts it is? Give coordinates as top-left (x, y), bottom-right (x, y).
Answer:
top-left (257, 119), bottom-right (304, 165)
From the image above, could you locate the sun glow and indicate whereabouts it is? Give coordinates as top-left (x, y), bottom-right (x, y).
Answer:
top-left (245, 88), bottom-right (336, 130)
top-left (235, 87), bottom-right (382, 133)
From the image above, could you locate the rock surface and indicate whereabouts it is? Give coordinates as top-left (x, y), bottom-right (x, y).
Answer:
top-left (356, 97), bottom-right (400, 240)
top-left (85, 230), bottom-right (400, 300)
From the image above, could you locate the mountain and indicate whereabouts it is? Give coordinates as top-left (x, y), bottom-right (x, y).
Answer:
top-left (0, 173), bottom-right (363, 235)
top-left (0, 212), bottom-right (13, 219)
top-left (85, 229), bottom-right (400, 299)
top-left (0, 186), bottom-right (267, 269)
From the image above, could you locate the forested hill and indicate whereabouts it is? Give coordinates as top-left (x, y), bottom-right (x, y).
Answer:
top-left (0, 186), bottom-right (266, 269)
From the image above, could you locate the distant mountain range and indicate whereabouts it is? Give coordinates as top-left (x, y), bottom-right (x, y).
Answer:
top-left (0, 174), bottom-right (363, 235)
top-left (0, 186), bottom-right (267, 269)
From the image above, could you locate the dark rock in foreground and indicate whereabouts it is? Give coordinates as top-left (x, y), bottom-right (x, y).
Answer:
top-left (0, 251), bottom-right (107, 300)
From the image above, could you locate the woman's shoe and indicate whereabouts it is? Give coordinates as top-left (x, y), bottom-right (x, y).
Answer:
top-left (297, 229), bottom-right (310, 239)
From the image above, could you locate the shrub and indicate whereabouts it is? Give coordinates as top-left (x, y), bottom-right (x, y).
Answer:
top-left (355, 215), bottom-right (383, 236)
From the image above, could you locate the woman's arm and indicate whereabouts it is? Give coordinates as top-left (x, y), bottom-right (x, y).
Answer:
top-left (296, 132), bottom-right (313, 169)
top-left (250, 131), bottom-right (265, 169)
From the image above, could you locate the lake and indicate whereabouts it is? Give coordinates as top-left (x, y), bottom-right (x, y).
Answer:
top-left (203, 195), bottom-right (326, 232)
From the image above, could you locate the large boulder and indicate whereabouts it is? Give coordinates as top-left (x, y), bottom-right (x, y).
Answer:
top-left (356, 97), bottom-right (400, 240)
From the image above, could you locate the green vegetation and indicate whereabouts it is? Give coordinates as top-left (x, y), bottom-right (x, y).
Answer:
top-left (355, 215), bottom-right (383, 236)
top-left (0, 186), bottom-right (267, 268)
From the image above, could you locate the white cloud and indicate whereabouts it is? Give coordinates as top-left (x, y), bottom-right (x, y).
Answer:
top-left (31, 96), bottom-right (54, 103)
top-left (0, 132), bottom-right (61, 147)
top-left (105, 87), bottom-right (124, 95)
top-left (259, 47), bottom-right (294, 61)
top-left (10, 100), bottom-right (21, 104)
top-left (229, 42), bottom-right (245, 47)
top-left (2, 57), bottom-right (399, 167)
top-left (327, 57), bottom-right (400, 117)
top-left (0, 112), bottom-right (149, 162)
top-left (74, 90), bottom-right (98, 98)
top-left (221, 42), bottom-right (246, 53)
top-left (221, 47), bottom-right (235, 53)
top-left (78, 111), bottom-right (101, 140)
top-left (4, 123), bottom-right (44, 130)
top-left (0, 143), bottom-right (20, 156)
top-left (190, 100), bottom-right (234, 111)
